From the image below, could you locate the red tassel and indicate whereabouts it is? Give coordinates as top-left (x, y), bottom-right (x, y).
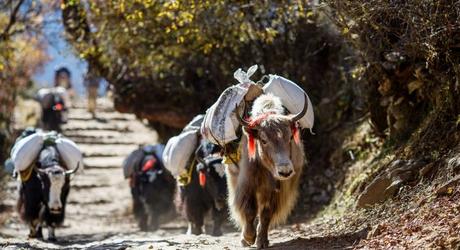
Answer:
top-left (199, 172), bottom-right (206, 187)
top-left (142, 158), bottom-right (156, 172)
top-left (248, 131), bottom-right (256, 159)
top-left (54, 103), bottom-right (63, 111)
top-left (292, 124), bottom-right (300, 145)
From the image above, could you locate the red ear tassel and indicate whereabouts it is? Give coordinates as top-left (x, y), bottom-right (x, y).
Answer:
top-left (199, 171), bottom-right (206, 187)
top-left (248, 131), bottom-right (256, 159)
top-left (292, 124), bottom-right (301, 145)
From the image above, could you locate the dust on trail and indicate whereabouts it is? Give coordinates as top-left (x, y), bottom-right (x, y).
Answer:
top-left (0, 99), bottom-right (362, 250)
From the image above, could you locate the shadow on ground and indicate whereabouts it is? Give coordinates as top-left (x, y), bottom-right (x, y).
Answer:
top-left (269, 228), bottom-right (368, 250)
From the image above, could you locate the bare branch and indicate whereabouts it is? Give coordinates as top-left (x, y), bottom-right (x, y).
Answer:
top-left (0, 0), bottom-right (26, 41)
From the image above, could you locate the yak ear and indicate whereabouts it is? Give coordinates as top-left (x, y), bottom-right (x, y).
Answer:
top-left (245, 128), bottom-right (259, 160)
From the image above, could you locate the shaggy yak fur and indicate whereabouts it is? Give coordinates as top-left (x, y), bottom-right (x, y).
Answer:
top-left (225, 94), bottom-right (306, 249)
top-left (131, 152), bottom-right (176, 231)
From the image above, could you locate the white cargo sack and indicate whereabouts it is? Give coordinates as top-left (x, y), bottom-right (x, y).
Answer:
top-left (123, 148), bottom-right (144, 179)
top-left (37, 87), bottom-right (71, 109)
top-left (201, 85), bottom-right (249, 145)
top-left (183, 114), bottom-right (204, 133)
top-left (55, 137), bottom-right (83, 171)
top-left (263, 75), bottom-right (314, 130)
top-left (201, 65), bottom-right (258, 145)
top-left (11, 133), bottom-right (44, 171)
top-left (162, 130), bottom-right (199, 177)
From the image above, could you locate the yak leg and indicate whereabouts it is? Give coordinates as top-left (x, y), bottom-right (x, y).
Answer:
top-left (185, 201), bottom-right (204, 235)
top-left (48, 226), bottom-right (56, 241)
top-left (240, 199), bottom-right (257, 247)
top-left (133, 197), bottom-right (148, 231)
top-left (28, 220), bottom-right (43, 239)
top-left (147, 212), bottom-right (159, 231)
top-left (211, 206), bottom-right (224, 236)
top-left (256, 206), bottom-right (272, 249)
top-left (190, 215), bottom-right (204, 235)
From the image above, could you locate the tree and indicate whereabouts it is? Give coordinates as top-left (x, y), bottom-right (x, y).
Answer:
top-left (0, 0), bottom-right (51, 163)
top-left (62, 0), bottom-right (350, 139)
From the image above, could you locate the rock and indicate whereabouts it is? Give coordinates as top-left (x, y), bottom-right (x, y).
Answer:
top-left (357, 159), bottom-right (429, 208)
top-left (356, 174), bottom-right (392, 208)
top-left (367, 223), bottom-right (386, 238)
top-left (435, 176), bottom-right (460, 196)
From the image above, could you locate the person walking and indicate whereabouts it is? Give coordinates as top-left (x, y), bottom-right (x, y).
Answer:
top-left (54, 67), bottom-right (74, 106)
top-left (84, 68), bottom-right (100, 118)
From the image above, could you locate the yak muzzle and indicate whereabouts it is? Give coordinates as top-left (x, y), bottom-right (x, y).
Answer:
top-left (275, 163), bottom-right (295, 180)
top-left (49, 204), bottom-right (62, 214)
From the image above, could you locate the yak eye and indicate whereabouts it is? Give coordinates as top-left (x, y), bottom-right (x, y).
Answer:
top-left (260, 138), bottom-right (267, 145)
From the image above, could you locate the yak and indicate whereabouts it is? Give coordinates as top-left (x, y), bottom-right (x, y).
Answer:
top-left (39, 92), bottom-right (67, 132)
top-left (176, 140), bottom-right (228, 236)
top-left (17, 145), bottom-right (79, 241)
top-left (130, 148), bottom-right (176, 231)
top-left (225, 93), bottom-right (307, 248)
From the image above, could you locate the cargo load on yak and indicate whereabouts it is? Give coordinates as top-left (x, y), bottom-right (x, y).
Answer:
top-left (10, 131), bottom-right (83, 175)
top-left (162, 114), bottom-right (204, 177)
top-left (37, 87), bottom-right (71, 110)
top-left (201, 65), bottom-right (314, 147)
top-left (123, 144), bottom-right (165, 179)
top-left (4, 128), bottom-right (41, 174)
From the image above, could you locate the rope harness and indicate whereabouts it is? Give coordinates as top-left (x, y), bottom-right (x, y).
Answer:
top-left (177, 158), bottom-right (196, 186)
top-left (19, 166), bottom-right (34, 182)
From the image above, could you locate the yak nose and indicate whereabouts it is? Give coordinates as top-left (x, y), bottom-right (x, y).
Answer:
top-left (49, 202), bottom-right (62, 214)
top-left (276, 163), bottom-right (294, 179)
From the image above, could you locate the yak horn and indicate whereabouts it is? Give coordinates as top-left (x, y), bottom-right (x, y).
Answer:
top-left (65, 162), bottom-right (80, 176)
top-left (195, 146), bottom-right (207, 166)
top-left (290, 94), bottom-right (308, 123)
top-left (236, 102), bottom-right (251, 127)
top-left (35, 167), bottom-right (47, 174)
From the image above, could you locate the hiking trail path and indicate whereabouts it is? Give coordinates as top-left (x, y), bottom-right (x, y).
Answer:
top-left (0, 99), bottom-right (360, 249)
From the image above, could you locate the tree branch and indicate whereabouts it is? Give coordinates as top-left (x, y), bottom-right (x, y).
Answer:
top-left (0, 0), bottom-right (25, 41)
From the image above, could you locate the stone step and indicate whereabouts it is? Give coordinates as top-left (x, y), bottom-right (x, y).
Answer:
top-left (63, 130), bottom-right (126, 139)
top-left (64, 126), bottom-right (122, 132)
top-left (80, 144), bottom-right (137, 158)
top-left (71, 105), bottom-right (114, 111)
top-left (64, 131), bottom-right (157, 146)
top-left (63, 119), bottom-right (132, 130)
top-left (67, 112), bottom-right (136, 122)
top-left (83, 156), bottom-right (125, 169)
top-left (71, 168), bottom-right (122, 186)
top-left (69, 137), bottom-right (138, 145)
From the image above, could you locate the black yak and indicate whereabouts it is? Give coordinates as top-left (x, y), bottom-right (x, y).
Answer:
top-left (39, 92), bottom-right (67, 132)
top-left (128, 145), bottom-right (176, 231)
top-left (176, 140), bottom-right (228, 236)
top-left (17, 145), bottom-right (79, 240)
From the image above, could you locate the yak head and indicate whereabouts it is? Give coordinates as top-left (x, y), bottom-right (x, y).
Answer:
top-left (237, 94), bottom-right (307, 181)
top-left (36, 162), bottom-right (79, 214)
top-left (138, 155), bottom-right (164, 184)
top-left (196, 156), bottom-right (227, 210)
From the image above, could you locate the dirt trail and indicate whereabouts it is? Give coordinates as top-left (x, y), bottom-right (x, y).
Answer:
top-left (0, 99), bottom-right (363, 249)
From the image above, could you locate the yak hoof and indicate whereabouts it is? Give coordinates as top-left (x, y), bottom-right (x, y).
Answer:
top-left (212, 229), bottom-right (223, 237)
top-left (241, 238), bottom-right (253, 247)
top-left (48, 236), bottom-right (57, 242)
top-left (147, 224), bottom-right (159, 232)
top-left (28, 228), bottom-right (43, 239)
top-left (241, 234), bottom-right (256, 247)
top-left (191, 228), bottom-right (202, 235)
top-left (256, 238), bottom-right (269, 249)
